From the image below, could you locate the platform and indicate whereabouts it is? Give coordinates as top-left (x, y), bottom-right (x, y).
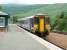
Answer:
top-left (0, 24), bottom-right (62, 50)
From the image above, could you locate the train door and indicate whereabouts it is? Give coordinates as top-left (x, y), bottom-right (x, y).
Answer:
top-left (34, 16), bottom-right (39, 32)
top-left (45, 16), bottom-right (51, 33)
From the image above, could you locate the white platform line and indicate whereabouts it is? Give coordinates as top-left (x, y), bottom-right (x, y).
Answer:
top-left (18, 26), bottom-right (63, 50)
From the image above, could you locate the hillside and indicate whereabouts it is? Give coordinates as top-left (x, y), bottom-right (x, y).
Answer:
top-left (1, 4), bottom-right (67, 16)
top-left (1, 3), bottom-right (67, 22)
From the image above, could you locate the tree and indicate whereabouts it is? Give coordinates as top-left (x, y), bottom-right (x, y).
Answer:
top-left (13, 16), bottom-right (18, 23)
top-left (52, 11), bottom-right (65, 31)
top-left (0, 5), bottom-right (2, 11)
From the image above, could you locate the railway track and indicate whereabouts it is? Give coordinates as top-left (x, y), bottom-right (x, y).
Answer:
top-left (41, 31), bottom-right (67, 50)
top-left (45, 32), bottom-right (67, 50)
top-left (52, 31), bottom-right (67, 35)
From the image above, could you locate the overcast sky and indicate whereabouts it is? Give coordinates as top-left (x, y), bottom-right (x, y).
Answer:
top-left (0, 0), bottom-right (67, 4)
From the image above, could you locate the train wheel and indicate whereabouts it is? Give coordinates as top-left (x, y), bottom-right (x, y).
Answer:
top-left (41, 30), bottom-right (49, 37)
top-left (34, 31), bottom-right (41, 37)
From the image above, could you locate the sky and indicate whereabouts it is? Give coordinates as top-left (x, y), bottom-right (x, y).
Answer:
top-left (0, 0), bottom-right (67, 4)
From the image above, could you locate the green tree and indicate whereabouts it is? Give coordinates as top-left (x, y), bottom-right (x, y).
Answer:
top-left (0, 5), bottom-right (2, 11)
top-left (52, 11), bottom-right (65, 31)
top-left (13, 16), bottom-right (18, 23)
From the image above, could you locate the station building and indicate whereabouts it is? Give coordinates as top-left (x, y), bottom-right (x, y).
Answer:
top-left (0, 11), bottom-right (10, 31)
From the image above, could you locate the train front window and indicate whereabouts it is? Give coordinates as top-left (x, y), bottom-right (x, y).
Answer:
top-left (34, 17), bottom-right (39, 24)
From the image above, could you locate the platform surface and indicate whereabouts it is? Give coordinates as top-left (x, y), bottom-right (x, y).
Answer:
top-left (0, 24), bottom-right (50, 50)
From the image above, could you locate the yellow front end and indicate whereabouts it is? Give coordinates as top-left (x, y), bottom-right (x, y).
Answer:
top-left (45, 24), bottom-right (51, 33)
top-left (33, 15), bottom-right (51, 36)
top-left (34, 24), bottom-right (38, 32)
top-left (40, 18), bottom-right (44, 32)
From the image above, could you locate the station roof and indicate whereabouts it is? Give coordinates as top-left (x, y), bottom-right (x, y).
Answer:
top-left (0, 11), bottom-right (9, 18)
top-left (0, 11), bottom-right (8, 15)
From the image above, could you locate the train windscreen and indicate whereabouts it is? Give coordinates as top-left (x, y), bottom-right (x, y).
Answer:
top-left (34, 16), bottom-right (39, 24)
top-left (45, 16), bottom-right (50, 24)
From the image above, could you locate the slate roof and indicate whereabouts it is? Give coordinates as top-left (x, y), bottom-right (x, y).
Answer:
top-left (0, 11), bottom-right (10, 18)
top-left (0, 11), bottom-right (8, 15)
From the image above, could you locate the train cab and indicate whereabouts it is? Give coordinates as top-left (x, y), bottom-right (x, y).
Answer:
top-left (18, 13), bottom-right (51, 37)
top-left (33, 14), bottom-right (51, 36)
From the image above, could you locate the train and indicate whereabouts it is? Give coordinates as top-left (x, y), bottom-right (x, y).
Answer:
top-left (18, 14), bottom-right (51, 37)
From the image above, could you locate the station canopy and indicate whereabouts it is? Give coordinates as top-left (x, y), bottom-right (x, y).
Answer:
top-left (0, 11), bottom-right (9, 18)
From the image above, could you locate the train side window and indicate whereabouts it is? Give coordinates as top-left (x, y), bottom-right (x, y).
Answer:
top-left (31, 18), bottom-right (34, 27)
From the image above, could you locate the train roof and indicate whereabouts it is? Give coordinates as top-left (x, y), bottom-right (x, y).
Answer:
top-left (35, 13), bottom-right (48, 15)
top-left (18, 16), bottom-right (34, 21)
top-left (18, 13), bottom-right (48, 21)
